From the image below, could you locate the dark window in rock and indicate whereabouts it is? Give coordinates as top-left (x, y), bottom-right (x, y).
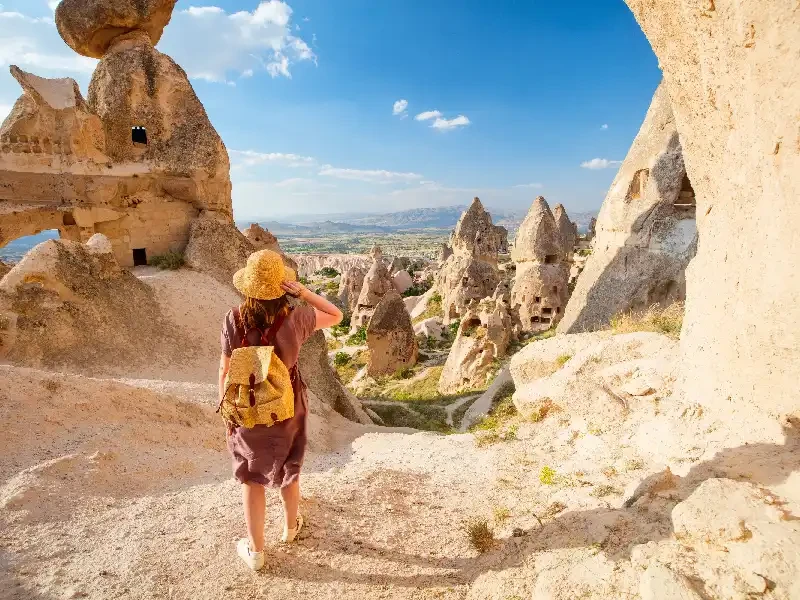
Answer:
top-left (535, 296), bottom-right (541, 304)
top-left (532, 316), bottom-right (540, 323)
top-left (626, 169), bottom-right (649, 201)
top-left (541, 317), bottom-right (551, 324)
top-left (543, 307), bottom-right (553, 315)
top-left (132, 248), bottom-right (147, 266)
top-left (62, 213), bottom-right (76, 226)
top-left (544, 255), bottom-right (557, 264)
top-left (556, 307), bottom-right (560, 314)
top-left (552, 286), bottom-right (558, 294)
top-left (675, 173), bottom-right (696, 206)
top-left (132, 126), bottom-right (148, 145)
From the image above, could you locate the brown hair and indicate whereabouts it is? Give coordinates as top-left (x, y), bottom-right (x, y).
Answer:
top-left (240, 295), bottom-right (290, 332)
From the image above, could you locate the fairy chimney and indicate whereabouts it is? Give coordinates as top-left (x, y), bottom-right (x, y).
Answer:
top-left (366, 291), bottom-right (418, 377)
top-left (510, 197), bottom-right (570, 334)
top-left (351, 254), bottom-right (394, 330)
top-left (553, 204), bottom-right (577, 262)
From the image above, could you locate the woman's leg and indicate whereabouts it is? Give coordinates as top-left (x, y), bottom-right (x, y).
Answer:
top-left (242, 482), bottom-right (266, 552)
top-left (280, 479), bottom-right (300, 531)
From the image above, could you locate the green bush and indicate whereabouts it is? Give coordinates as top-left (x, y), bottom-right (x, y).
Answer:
top-left (299, 276), bottom-right (310, 285)
top-left (331, 314), bottom-right (351, 337)
top-left (401, 275), bottom-right (434, 298)
top-left (334, 352), bottom-right (351, 367)
top-left (316, 267), bottom-right (340, 278)
top-left (149, 250), bottom-right (185, 270)
top-left (346, 325), bottom-right (367, 346)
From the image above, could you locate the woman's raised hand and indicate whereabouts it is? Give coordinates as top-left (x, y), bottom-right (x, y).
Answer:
top-left (281, 280), bottom-right (307, 298)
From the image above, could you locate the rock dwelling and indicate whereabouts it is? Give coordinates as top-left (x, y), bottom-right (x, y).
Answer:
top-left (0, 0), bottom-right (232, 268)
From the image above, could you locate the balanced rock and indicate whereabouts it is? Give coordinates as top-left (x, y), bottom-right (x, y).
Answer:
top-left (558, 83), bottom-right (696, 334)
top-left (242, 224), bottom-right (279, 251)
top-left (351, 254), bottom-right (393, 330)
top-left (337, 265), bottom-right (367, 315)
top-left (510, 197), bottom-right (570, 334)
top-left (625, 1), bottom-right (800, 416)
top-left (366, 291), bottom-right (417, 377)
top-left (438, 296), bottom-right (511, 394)
top-left (55, 0), bottom-right (178, 59)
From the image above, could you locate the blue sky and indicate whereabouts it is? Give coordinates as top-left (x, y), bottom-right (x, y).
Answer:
top-left (0, 0), bottom-right (661, 220)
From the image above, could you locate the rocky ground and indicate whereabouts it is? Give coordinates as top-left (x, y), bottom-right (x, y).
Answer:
top-left (1, 264), bottom-right (799, 600)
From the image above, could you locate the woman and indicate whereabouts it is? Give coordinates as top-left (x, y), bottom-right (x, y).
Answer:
top-left (219, 249), bottom-right (343, 571)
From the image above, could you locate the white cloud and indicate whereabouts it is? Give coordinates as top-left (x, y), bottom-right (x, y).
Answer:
top-left (601, 124), bottom-right (609, 130)
top-left (581, 158), bottom-right (622, 170)
top-left (392, 99), bottom-right (408, 116)
top-left (158, 1), bottom-right (316, 83)
top-left (318, 165), bottom-right (423, 183)
top-left (47, 1), bottom-right (61, 11)
top-left (0, 10), bottom-right (97, 77)
top-left (230, 149), bottom-right (316, 167)
top-left (431, 115), bottom-right (470, 131)
top-left (415, 110), bottom-right (442, 121)
top-left (513, 182), bottom-right (543, 189)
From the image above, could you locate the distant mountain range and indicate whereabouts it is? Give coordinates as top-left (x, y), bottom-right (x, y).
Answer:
top-left (240, 205), bottom-right (598, 235)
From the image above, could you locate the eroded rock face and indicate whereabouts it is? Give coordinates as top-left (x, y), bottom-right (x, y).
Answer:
top-left (624, 1), bottom-right (800, 416)
top-left (510, 197), bottom-right (570, 334)
top-left (439, 243), bottom-right (453, 262)
top-left (291, 254), bottom-right (372, 279)
top-left (351, 256), bottom-right (393, 330)
top-left (559, 84), bottom-right (696, 335)
top-left (450, 197), bottom-right (507, 264)
top-left (55, 0), bottom-right (178, 59)
top-left (242, 223), bottom-right (279, 251)
top-left (366, 291), bottom-right (417, 377)
top-left (438, 296), bottom-right (511, 394)
top-left (337, 265), bottom-right (367, 315)
top-left (553, 204), bottom-right (577, 262)
top-left (184, 212), bottom-right (253, 288)
top-left (0, 260), bottom-right (9, 280)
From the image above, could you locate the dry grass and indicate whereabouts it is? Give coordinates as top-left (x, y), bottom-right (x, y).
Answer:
top-left (327, 337), bottom-right (343, 351)
top-left (470, 381), bottom-right (518, 446)
top-left (334, 349), bottom-right (369, 385)
top-left (555, 354), bottom-right (573, 367)
top-left (610, 302), bottom-right (684, 339)
top-left (384, 366), bottom-right (444, 401)
top-left (464, 519), bottom-right (495, 553)
top-left (539, 466), bottom-right (557, 485)
top-left (493, 506), bottom-right (511, 523)
top-left (412, 292), bottom-right (444, 324)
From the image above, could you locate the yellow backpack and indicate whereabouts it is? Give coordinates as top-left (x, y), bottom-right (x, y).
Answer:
top-left (217, 309), bottom-right (296, 429)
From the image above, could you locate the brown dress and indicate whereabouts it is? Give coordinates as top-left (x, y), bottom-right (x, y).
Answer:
top-left (220, 305), bottom-right (317, 488)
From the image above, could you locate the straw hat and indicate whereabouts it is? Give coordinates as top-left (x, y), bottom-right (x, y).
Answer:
top-left (233, 249), bottom-right (297, 300)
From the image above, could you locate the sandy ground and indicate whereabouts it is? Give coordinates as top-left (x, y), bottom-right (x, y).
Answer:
top-left (2, 269), bottom-right (799, 600)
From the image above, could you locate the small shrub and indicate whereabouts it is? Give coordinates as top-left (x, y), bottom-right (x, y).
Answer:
top-left (528, 398), bottom-right (558, 423)
top-left (331, 314), bottom-right (351, 338)
top-left (149, 250), bottom-right (184, 270)
top-left (431, 292), bottom-right (442, 303)
top-left (540, 466), bottom-right (557, 485)
top-left (578, 248), bottom-right (592, 257)
top-left (610, 302), bottom-right (684, 339)
top-left (316, 267), bottom-right (339, 278)
top-left (413, 292), bottom-right (444, 323)
top-left (401, 275), bottom-right (434, 298)
top-left (299, 276), bottom-right (310, 285)
top-left (448, 320), bottom-right (460, 339)
top-left (394, 366), bottom-right (415, 380)
top-left (625, 459), bottom-right (645, 471)
top-left (324, 280), bottom-right (339, 293)
top-left (334, 352), bottom-right (351, 367)
top-left (346, 325), bottom-right (367, 346)
top-left (464, 519), bottom-right (495, 553)
top-left (590, 485), bottom-right (619, 498)
top-left (493, 507), bottom-right (510, 523)
top-left (602, 466), bottom-right (618, 478)
top-left (327, 337), bottom-right (343, 351)
top-left (555, 354), bottom-right (572, 368)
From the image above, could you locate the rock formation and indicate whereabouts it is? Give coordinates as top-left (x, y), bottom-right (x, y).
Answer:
top-left (0, 260), bottom-right (10, 280)
top-left (558, 84), bottom-right (697, 334)
top-left (291, 254), bottom-right (372, 279)
top-left (510, 197), bottom-right (570, 334)
top-left (351, 248), bottom-right (393, 330)
top-left (623, 1), bottom-right (799, 416)
top-left (436, 198), bottom-right (503, 323)
top-left (184, 213), bottom-right (255, 287)
top-left (438, 243), bottom-right (453, 262)
top-left (240, 223), bottom-right (297, 271)
top-left (438, 295), bottom-right (511, 394)
top-left (366, 291), bottom-right (417, 377)
top-left (337, 265), bottom-right (367, 315)
top-left (0, 0), bottom-right (231, 269)
top-left (553, 204), bottom-right (577, 262)
top-left (391, 270), bottom-right (413, 294)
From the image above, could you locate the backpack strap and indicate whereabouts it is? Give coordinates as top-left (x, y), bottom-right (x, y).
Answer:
top-left (234, 306), bottom-right (291, 348)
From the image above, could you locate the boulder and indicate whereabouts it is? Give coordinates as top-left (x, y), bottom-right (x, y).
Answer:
top-left (391, 269), bottom-right (413, 294)
top-left (559, 84), bottom-right (696, 334)
top-left (338, 265), bottom-right (367, 315)
top-left (242, 223), bottom-right (280, 252)
top-left (184, 212), bottom-right (252, 288)
top-left (413, 317), bottom-right (444, 341)
top-left (351, 255), bottom-right (393, 330)
top-left (438, 296), bottom-right (511, 394)
top-left (623, 1), bottom-right (800, 416)
top-left (55, 0), bottom-right (178, 59)
top-left (366, 291), bottom-right (417, 377)
top-left (639, 563), bottom-right (703, 600)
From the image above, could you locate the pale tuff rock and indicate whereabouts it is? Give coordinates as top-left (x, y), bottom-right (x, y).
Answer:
top-left (624, 1), bottom-right (800, 417)
top-left (438, 243), bottom-right (453, 262)
top-left (0, 261), bottom-right (9, 280)
top-left (184, 213), bottom-right (254, 288)
top-left (55, 0), bottom-right (178, 58)
top-left (366, 291), bottom-right (417, 377)
top-left (510, 197), bottom-right (570, 334)
top-left (338, 265), bottom-right (367, 315)
top-left (413, 316), bottom-right (445, 341)
top-left (639, 563), bottom-right (704, 600)
top-left (85, 233), bottom-right (113, 254)
top-left (558, 84), bottom-right (696, 334)
top-left (438, 296), bottom-right (511, 394)
top-left (291, 254), bottom-right (372, 279)
top-left (391, 270), bottom-right (413, 294)
top-left (553, 204), bottom-right (577, 262)
top-left (450, 197), bottom-right (507, 264)
top-left (351, 254), bottom-right (394, 330)
top-left (240, 223), bottom-right (297, 271)
top-left (0, 0), bottom-right (232, 269)
top-left (436, 198), bottom-right (504, 324)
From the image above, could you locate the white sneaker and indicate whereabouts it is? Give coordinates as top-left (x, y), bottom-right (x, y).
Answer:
top-left (236, 538), bottom-right (265, 571)
top-left (281, 515), bottom-right (304, 543)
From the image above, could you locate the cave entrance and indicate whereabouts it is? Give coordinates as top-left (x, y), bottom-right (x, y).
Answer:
top-left (132, 248), bottom-right (148, 266)
top-left (675, 173), bottom-right (696, 207)
top-left (132, 126), bottom-right (148, 145)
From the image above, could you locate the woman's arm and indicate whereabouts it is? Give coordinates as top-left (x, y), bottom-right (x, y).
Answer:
top-left (218, 353), bottom-right (230, 404)
top-left (281, 280), bottom-right (343, 331)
